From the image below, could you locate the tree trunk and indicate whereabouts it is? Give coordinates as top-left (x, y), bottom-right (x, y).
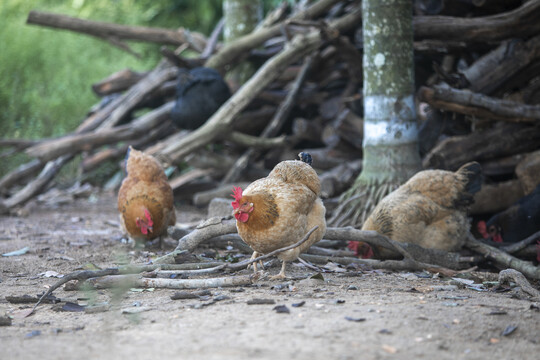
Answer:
top-left (223, 0), bottom-right (262, 88)
top-left (334, 0), bottom-right (421, 227)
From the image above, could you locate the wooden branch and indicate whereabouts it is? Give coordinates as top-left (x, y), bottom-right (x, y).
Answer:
top-left (192, 183), bottom-right (251, 207)
top-left (25, 102), bottom-right (174, 163)
top-left (324, 227), bottom-right (467, 270)
top-left (465, 235), bottom-right (540, 280)
top-left (80, 122), bottom-right (173, 173)
top-left (470, 179), bottom-right (524, 215)
top-left (151, 218), bottom-right (238, 264)
top-left (0, 159), bottom-right (43, 193)
top-left (88, 274), bottom-right (255, 290)
top-left (29, 268), bottom-right (121, 316)
top-left (201, 17), bottom-right (224, 59)
top-left (91, 68), bottom-right (146, 97)
top-left (169, 168), bottom-right (213, 191)
top-left (75, 60), bottom-right (176, 133)
top-left (418, 85), bottom-right (540, 122)
top-left (423, 122), bottom-right (540, 171)
top-left (222, 54), bottom-right (315, 183)
top-left (414, 0), bottom-right (540, 42)
top-left (501, 230), bottom-right (540, 255)
top-left (226, 132), bottom-right (288, 148)
top-left (498, 269), bottom-right (540, 300)
top-left (462, 35), bottom-right (540, 94)
top-left (299, 254), bottom-right (455, 274)
top-left (0, 138), bottom-right (41, 150)
top-left (205, 0), bottom-right (343, 71)
top-left (0, 155), bottom-right (73, 213)
top-left (27, 10), bottom-right (207, 51)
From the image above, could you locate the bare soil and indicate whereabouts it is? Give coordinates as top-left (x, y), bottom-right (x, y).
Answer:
top-left (0, 191), bottom-right (539, 360)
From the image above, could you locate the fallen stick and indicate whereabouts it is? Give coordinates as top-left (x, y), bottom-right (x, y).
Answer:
top-left (299, 253), bottom-right (458, 275)
top-left (465, 235), bottom-right (540, 280)
top-left (88, 274), bottom-right (256, 290)
top-left (0, 155), bottom-right (73, 213)
top-left (153, 218), bottom-right (237, 264)
top-left (501, 230), bottom-right (540, 255)
top-left (498, 269), bottom-right (540, 301)
top-left (0, 159), bottom-right (43, 193)
top-left (28, 268), bottom-right (121, 317)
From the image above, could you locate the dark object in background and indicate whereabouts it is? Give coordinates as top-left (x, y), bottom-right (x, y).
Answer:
top-left (478, 183), bottom-right (540, 243)
top-left (170, 67), bottom-right (231, 130)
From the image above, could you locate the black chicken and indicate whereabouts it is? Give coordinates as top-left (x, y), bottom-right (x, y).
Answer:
top-left (170, 67), bottom-right (231, 130)
top-left (477, 183), bottom-right (540, 243)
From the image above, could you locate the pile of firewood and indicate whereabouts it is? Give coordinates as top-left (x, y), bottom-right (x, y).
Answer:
top-left (1, 0), bottom-right (540, 221)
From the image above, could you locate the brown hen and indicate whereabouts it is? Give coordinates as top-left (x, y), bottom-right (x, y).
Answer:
top-left (232, 152), bottom-right (326, 279)
top-left (117, 146), bottom-right (176, 246)
top-left (360, 162), bottom-right (482, 258)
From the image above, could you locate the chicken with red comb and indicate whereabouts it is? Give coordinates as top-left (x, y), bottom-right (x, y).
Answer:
top-left (232, 153), bottom-right (326, 279)
top-left (118, 146), bottom-right (176, 246)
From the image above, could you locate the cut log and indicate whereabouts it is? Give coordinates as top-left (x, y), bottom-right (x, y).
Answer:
top-left (462, 35), bottom-right (540, 95)
top-left (91, 69), bottom-right (146, 97)
top-left (423, 122), bottom-right (540, 171)
top-left (470, 179), bottom-right (524, 215)
top-left (414, 1), bottom-right (540, 42)
top-left (418, 85), bottom-right (540, 122)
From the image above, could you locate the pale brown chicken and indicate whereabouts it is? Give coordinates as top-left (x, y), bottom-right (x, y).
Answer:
top-left (117, 146), bottom-right (176, 246)
top-left (231, 153), bottom-right (326, 279)
top-left (360, 162), bottom-right (482, 258)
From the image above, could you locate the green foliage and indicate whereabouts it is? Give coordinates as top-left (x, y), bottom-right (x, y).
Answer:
top-left (0, 0), bottom-right (223, 177)
top-left (0, 0), bottom-right (285, 178)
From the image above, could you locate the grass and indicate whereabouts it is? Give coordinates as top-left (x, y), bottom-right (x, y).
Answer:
top-left (0, 1), bottom-right (174, 177)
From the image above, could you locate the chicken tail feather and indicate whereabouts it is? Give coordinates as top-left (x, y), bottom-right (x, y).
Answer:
top-left (459, 162), bottom-right (483, 195)
top-left (298, 152), bottom-right (312, 166)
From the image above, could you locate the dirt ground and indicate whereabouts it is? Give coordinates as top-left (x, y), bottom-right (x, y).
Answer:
top-left (0, 191), bottom-right (539, 360)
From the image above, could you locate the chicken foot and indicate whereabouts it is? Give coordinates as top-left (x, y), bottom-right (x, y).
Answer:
top-left (248, 251), bottom-right (265, 272)
top-left (269, 261), bottom-right (288, 280)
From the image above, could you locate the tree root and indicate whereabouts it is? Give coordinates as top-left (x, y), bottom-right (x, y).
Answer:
top-left (329, 180), bottom-right (399, 227)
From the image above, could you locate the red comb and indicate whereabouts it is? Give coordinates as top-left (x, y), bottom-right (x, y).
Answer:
top-left (231, 187), bottom-right (243, 201)
top-left (144, 208), bottom-right (153, 227)
top-left (231, 187), bottom-right (243, 209)
top-left (477, 221), bottom-right (488, 238)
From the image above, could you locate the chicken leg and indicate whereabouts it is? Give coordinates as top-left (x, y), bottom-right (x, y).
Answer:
top-left (269, 261), bottom-right (288, 280)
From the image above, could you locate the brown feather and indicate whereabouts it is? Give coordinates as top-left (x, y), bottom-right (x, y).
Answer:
top-left (234, 158), bottom-right (326, 274)
top-left (362, 162), bottom-right (482, 258)
top-left (117, 146), bottom-right (176, 242)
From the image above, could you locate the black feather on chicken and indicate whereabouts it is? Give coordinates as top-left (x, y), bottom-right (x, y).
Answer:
top-left (478, 183), bottom-right (540, 243)
top-left (298, 152), bottom-right (312, 166)
top-left (170, 67), bottom-right (231, 130)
